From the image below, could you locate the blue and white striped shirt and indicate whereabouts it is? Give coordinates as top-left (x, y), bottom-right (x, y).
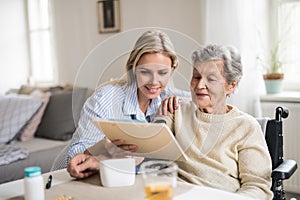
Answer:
top-left (52, 81), bottom-right (186, 169)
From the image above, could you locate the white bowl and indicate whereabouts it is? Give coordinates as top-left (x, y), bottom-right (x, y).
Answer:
top-left (99, 158), bottom-right (136, 187)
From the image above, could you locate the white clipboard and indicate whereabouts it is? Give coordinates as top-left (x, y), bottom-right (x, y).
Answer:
top-left (93, 119), bottom-right (187, 161)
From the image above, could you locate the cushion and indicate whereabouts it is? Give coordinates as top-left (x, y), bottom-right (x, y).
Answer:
top-left (19, 90), bottom-right (51, 142)
top-left (18, 84), bottom-right (73, 95)
top-left (0, 94), bottom-right (43, 144)
top-left (18, 85), bottom-right (51, 95)
top-left (35, 87), bottom-right (88, 141)
top-left (0, 144), bottom-right (29, 166)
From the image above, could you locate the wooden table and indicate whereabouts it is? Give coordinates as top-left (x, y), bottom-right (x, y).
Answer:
top-left (0, 169), bottom-right (254, 200)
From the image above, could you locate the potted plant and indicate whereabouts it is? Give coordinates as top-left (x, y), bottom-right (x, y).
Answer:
top-left (260, 42), bottom-right (285, 94)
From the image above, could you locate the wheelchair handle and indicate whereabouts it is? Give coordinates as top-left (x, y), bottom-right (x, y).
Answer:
top-left (276, 107), bottom-right (289, 121)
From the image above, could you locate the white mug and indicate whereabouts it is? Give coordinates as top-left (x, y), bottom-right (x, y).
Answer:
top-left (99, 158), bottom-right (136, 187)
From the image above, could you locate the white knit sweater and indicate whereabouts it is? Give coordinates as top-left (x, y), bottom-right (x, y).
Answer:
top-left (155, 100), bottom-right (273, 200)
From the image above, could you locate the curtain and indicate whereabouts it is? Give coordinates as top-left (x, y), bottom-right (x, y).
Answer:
top-left (201, 0), bottom-right (270, 116)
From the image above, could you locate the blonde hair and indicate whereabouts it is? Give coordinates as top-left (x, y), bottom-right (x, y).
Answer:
top-left (111, 30), bottom-right (178, 87)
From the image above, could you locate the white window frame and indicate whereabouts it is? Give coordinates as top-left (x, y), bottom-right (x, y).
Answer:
top-left (275, 0), bottom-right (300, 91)
top-left (26, 0), bottom-right (56, 85)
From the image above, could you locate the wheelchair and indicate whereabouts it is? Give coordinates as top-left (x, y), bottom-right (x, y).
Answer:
top-left (260, 106), bottom-right (298, 200)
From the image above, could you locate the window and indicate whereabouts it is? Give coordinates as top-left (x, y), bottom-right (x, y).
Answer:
top-left (278, 0), bottom-right (300, 91)
top-left (27, 0), bottom-right (55, 84)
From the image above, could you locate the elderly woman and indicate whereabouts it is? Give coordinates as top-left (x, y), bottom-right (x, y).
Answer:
top-left (156, 44), bottom-right (273, 200)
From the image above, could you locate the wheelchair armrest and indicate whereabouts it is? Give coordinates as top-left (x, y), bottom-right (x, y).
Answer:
top-left (272, 159), bottom-right (298, 180)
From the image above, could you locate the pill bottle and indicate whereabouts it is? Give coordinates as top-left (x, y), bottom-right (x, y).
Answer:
top-left (24, 166), bottom-right (45, 200)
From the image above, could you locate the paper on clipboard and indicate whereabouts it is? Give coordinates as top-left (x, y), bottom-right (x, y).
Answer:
top-left (93, 119), bottom-right (187, 161)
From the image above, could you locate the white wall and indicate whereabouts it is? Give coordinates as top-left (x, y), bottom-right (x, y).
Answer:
top-left (51, 0), bottom-right (205, 90)
top-left (0, 0), bottom-right (30, 94)
top-left (0, 0), bottom-right (269, 115)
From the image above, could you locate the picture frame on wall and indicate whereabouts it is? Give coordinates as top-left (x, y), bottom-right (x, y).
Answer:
top-left (97, 0), bottom-right (121, 33)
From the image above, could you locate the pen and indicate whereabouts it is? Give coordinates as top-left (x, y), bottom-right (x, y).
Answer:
top-left (45, 175), bottom-right (52, 189)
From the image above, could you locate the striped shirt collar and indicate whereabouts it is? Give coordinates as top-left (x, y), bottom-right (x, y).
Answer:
top-left (123, 81), bottom-right (168, 120)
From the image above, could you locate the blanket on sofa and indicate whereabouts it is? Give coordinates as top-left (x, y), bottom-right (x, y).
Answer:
top-left (0, 144), bottom-right (29, 165)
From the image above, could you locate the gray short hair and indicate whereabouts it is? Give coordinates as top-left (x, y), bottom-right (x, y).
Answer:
top-left (191, 44), bottom-right (243, 84)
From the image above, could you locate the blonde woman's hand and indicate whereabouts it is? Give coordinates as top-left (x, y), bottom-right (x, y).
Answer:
top-left (67, 153), bottom-right (99, 179)
top-left (106, 138), bottom-right (138, 158)
top-left (86, 138), bottom-right (138, 159)
top-left (159, 96), bottom-right (179, 115)
top-left (107, 139), bottom-right (143, 166)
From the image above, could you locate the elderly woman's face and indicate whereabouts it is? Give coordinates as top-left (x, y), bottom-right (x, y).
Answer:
top-left (190, 60), bottom-right (234, 114)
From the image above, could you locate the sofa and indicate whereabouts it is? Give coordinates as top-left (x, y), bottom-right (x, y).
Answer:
top-left (0, 85), bottom-right (89, 184)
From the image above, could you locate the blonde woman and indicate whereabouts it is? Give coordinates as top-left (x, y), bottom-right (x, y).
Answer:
top-left (52, 30), bottom-right (185, 178)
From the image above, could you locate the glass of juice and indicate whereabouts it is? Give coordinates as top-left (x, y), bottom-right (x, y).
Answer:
top-left (140, 160), bottom-right (178, 200)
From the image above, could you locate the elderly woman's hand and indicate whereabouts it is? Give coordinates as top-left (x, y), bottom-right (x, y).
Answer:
top-left (159, 96), bottom-right (179, 115)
